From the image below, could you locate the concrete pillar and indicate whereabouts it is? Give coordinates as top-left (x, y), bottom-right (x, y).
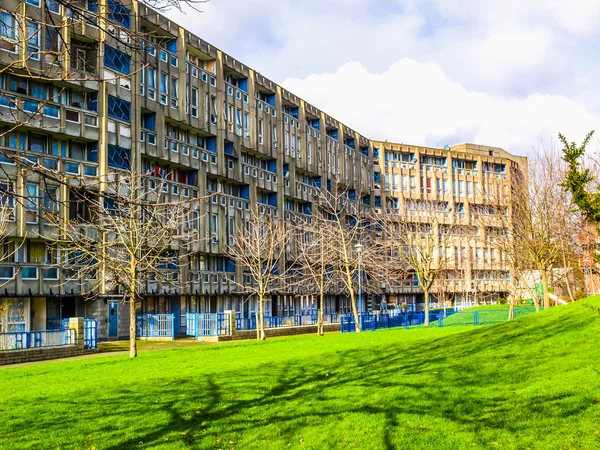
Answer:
top-left (69, 317), bottom-right (85, 350)
top-left (224, 310), bottom-right (236, 335)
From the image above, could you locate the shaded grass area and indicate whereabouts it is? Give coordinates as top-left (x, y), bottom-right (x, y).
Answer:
top-left (99, 338), bottom-right (207, 354)
top-left (1, 299), bottom-right (600, 449)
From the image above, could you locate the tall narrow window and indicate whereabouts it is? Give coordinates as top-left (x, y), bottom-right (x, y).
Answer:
top-left (147, 67), bottom-right (156, 100)
top-left (26, 184), bottom-right (38, 224)
top-left (27, 21), bottom-right (40, 60)
top-left (258, 119), bottom-right (264, 145)
top-left (227, 104), bottom-right (233, 132)
top-left (159, 72), bottom-right (168, 104)
top-left (236, 109), bottom-right (242, 135)
top-left (210, 96), bottom-right (217, 124)
top-left (191, 87), bottom-right (198, 117)
top-left (170, 76), bottom-right (178, 108)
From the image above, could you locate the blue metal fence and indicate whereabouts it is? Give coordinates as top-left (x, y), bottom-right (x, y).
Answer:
top-left (186, 313), bottom-right (231, 338)
top-left (84, 319), bottom-right (98, 349)
top-left (341, 310), bottom-right (458, 333)
top-left (0, 329), bottom-right (76, 351)
top-left (136, 314), bottom-right (175, 339)
top-left (340, 308), bottom-right (537, 333)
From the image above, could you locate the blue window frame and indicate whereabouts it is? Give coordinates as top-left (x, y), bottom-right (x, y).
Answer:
top-left (107, 96), bottom-right (131, 122)
top-left (107, 144), bottom-right (131, 170)
top-left (104, 45), bottom-right (130, 74)
top-left (107, 0), bottom-right (130, 29)
top-left (0, 12), bottom-right (17, 40)
top-left (43, 105), bottom-right (59, 118)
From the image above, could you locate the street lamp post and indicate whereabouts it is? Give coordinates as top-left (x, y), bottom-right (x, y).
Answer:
top-left (355, 243), bottom-right (364, 312)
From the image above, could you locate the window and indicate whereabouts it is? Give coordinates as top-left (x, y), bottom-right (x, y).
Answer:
top-left (236, 109), bottom-right (242, 135)
top-left (27, 21), bottom-right (40, 60)
top-left (46, 0), bottom-right (60, 13)
top-left (210, 96), bottom-right (217, 124)
top-left (107, 95), bottom-right (131, 122)
top-left (65, 109), bottom-right (80, 122)
top-left (26, 184), bottom-right (38, 223)
top-left (45, 27), bottom-right (59, 62)
top-left (159, 72), bottom-right (168, 104)
top-left (26, 0), bottom-right (41, 5)
top-left (147, 67), bottom-right (156, 100)
top-left (171, 76), bottom-right (178, 108)
top-left (104, 45), bottom-right (130, 74)
top-left (43, 186), bottom-right (59, 213)
top-left (258, 119), bottom-right (264, 145)
top-left (243, 112), bottom-right (249, 136)
top-left (107, 144), bottom-right (131, 170)
top-left (29, 135), bottom-right (46, 153)
top-left (119, 124), bottom-right (131, 138)
top-left (107, 120), bottom-right (116, 133)
top-left (211, 214), bottom-right (218, 243)
top-left (0, 12), bottom-right (17, 41)
top-left (191, 87), bottom-right (198, 117)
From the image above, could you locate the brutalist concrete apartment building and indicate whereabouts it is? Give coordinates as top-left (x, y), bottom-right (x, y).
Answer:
top-left (0, 0), bottom-right (527, 339)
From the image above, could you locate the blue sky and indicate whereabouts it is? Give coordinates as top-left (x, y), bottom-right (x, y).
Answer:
top-left (166, 0), bottom-right (600, 156)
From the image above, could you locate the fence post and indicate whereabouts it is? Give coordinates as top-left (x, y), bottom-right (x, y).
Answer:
top-left (474, 311), bottom-right (479, 326)
top-left (438, 315), bottom-right (443, 327)
top-left (224, 310), bottom-right (235, 336)
top-left (69, 317), bottom-right (85, 350)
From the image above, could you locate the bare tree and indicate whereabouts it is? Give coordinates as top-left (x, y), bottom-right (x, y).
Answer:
top-left (512, 148), bottom-right (581, 310)
top-left (43, 169), bottom-right (204, 358)
top-left (227, 207), bottom-right (292, 341)
top-left (375, 201), bottom-right (455, 326)
top-left (312, 188), bottom-right (380, 333)
top-left (294, 215), bottom-right (338, 336)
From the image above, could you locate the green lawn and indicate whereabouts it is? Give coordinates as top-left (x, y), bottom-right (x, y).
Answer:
top-left (2, 298), bottom-right (600, 449)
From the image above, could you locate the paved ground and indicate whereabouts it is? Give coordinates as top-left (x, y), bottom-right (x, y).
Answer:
top-left (0, 338), bottom-right (217, 370)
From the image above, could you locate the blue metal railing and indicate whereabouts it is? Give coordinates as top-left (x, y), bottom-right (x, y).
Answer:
top-left (136, 314), bottom-right (175, 339)
top-left (84, 319), bottom-right (98, 349)
top-left (186, 313), bottom-right (231, 337)
top-left (339, 308), bottom-right (535, 333)
top-left (0, 329), bottom-right (76, 351)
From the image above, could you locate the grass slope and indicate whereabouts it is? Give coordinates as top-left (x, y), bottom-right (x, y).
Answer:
top-left (1, 298), bottom-right (600, 450)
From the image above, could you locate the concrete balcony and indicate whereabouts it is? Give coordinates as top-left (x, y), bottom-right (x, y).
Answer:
top-left (0, 263), bottom-right (96, 297)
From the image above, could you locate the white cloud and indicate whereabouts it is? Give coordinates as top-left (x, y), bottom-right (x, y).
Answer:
top-left (283, 60), bottom-right (599, 155)
top-left (163, 0), bottom-right (600, 154)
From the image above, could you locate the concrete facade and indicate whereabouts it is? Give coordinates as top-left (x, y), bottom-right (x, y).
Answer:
top-left (0, 0), bottom-right (527, 339)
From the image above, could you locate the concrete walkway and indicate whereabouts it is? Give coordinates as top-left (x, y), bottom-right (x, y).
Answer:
top-left (0, 350), bottom-right (128, 370)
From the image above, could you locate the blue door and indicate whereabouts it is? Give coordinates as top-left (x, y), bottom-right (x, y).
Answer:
top-left (171, 297), bottom-right (181, 336)
top-left (108, 302), bottom-right (118, 339)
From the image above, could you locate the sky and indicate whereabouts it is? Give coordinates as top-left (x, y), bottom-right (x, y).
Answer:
top-left (165, 0), bottom-right (600, 156)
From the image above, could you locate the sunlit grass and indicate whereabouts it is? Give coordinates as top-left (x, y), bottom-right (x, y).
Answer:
top-left (1, 298), bottom-right (600, 449)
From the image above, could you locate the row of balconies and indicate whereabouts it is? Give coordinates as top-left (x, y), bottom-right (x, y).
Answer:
top-left (0, 98), bottom-right (100, 142)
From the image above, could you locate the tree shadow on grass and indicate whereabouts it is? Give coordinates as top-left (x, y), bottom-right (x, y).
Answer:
top-left (3, 309), bottom-right (600, 449)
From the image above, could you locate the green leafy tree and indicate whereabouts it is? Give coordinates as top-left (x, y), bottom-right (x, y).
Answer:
top-left (561, 131), bottom-right (600, 226)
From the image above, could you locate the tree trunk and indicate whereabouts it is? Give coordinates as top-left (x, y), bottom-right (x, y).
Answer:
top-left (349, 288), bottom-right (362, 333)
top-left (258, 294), bottom-right (266, 340)
top-left (541, 269), bottom-right (550, 310)
top-left (423, 288), bottom-right (430, 327)
top-left (561, 250), bottom-right (575, 302)
top-left (129, 290), bottom-right (137, 359)
top-left (508, 297), bottom-right (515, 320)
top-left (318, 293), bottom-right (324, 336)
